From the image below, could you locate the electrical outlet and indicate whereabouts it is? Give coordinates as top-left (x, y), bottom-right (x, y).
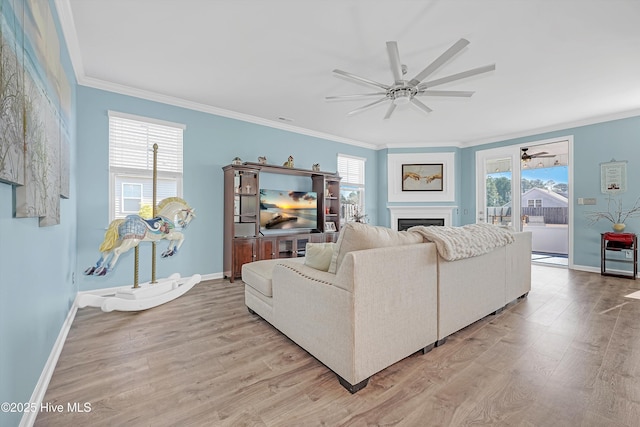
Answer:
top-left (626, 250), bottom-right (633, 259)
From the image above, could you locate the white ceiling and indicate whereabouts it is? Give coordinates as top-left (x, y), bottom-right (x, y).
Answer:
top-left (57, 0), bottom-right (640, 149)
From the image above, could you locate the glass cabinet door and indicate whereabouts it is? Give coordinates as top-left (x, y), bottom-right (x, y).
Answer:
top-left (233, 170), bottom-right (258, 237)
top-left (277, 236), bottom-right (309, 258)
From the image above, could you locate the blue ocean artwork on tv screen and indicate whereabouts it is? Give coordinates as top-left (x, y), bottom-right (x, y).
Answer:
top-left (259, 189), bottom-right (317, 231)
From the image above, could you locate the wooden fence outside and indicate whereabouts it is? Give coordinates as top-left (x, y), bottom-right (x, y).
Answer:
top-left (521, 207), bottom-right (568, 224)
top-left (487, 206), bottom-right (568, 225)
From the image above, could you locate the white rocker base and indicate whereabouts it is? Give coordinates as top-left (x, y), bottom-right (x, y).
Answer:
top-left (77, 273), bottom-right (202, 312)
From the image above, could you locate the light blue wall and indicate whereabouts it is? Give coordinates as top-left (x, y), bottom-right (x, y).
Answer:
top-left (0, 1), bottom-right (77, 426)
top-left (460, 115), bottom-right (640, 270)
top-left (76, 87), bottom-right (379, 291)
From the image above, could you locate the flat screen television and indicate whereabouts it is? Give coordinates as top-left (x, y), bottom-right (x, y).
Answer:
top-left (259, 189), bottom-right (317, 232)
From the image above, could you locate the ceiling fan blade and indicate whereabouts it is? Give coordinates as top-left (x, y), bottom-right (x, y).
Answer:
top-left (409, 38), bottom-right (470, 86)
top-left (410, 98), bottom-right (433, 115)
top-left (417, 90), bottom-right (475, 97)
top-left (530, 151), bottom-right (549, 156)
top-left (332, 69), bottom-right (390, 90)
top-left (386, 41), bottom-right (404, 84)
top-left (347, 97), bottom-right (389, 116)
top-left (418, 64), bottom-right (496, 89)
top-left (383, 103), bottom-right (397, 120)
top-left (325, 93), bottom-right (388, 101)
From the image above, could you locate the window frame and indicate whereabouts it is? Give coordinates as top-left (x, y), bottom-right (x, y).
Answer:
top-left (108, 111), bottom-right (185, 221)
top-left (337, 153), bottom-right (366, 224)
top-left (121, 182), bottom-right (143, 214)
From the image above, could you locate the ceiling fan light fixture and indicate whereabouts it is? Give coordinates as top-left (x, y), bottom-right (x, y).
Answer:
top-left (392, 92), bottom-right (412, 105)
top-left (390, 87), bottom-right (415, 105)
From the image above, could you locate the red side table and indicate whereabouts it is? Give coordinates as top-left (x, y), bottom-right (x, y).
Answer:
top-left (601, 232), bottom-right (637, 279)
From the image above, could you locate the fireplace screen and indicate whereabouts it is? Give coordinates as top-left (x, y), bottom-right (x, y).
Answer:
top-left (398, 218), bottom-right (444, 231)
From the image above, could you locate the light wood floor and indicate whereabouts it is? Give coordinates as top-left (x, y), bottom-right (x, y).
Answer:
top-left (36, 265), bottom-right (640, 426)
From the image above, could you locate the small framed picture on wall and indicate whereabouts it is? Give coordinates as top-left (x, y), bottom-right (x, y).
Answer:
top-left (601, 160), bottom-right (627, 194)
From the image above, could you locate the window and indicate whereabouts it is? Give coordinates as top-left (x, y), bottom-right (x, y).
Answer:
top-left (527, 199), bottom-right (543, 207)
top-left (109, 111), bottom-right (184, 220)
top-left (337, 154), bottom-right (365, 223)
top-left (121, 183), bottom-right (143, 213)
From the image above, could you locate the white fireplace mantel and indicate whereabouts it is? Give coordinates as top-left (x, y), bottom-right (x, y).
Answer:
top-left (388, 206), bottom-right (457, 231)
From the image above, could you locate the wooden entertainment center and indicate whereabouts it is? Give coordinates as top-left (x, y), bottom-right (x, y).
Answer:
top-left (223, 162), bottom-right (341, 281)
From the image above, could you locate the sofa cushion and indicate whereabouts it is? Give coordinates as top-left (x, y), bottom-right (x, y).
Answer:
top-left (328, 222), bottom-right (423, 274)
top-left (242, 258), bottom-right (304, 297)
top-left (242, 259), bottom-right (280, 297)
top-left (304, 242), bottom-right (335, 271)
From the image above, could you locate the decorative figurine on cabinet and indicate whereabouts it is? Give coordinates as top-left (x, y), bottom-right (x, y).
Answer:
top-left (312, 163), bottom-right (320, 171)
top-left (232, 156), bottom-right (242, 165)
top-left (283, 155), bottom-right (294, 168)
top-left (258, 156), bottom-right (267, 164)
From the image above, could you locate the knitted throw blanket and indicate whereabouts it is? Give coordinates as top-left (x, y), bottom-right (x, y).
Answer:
top-left (409, 223), bottom-right (515, 261)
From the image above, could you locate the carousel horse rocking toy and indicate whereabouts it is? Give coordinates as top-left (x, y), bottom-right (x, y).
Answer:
top-left (84, 197), bottom-right (195, 276)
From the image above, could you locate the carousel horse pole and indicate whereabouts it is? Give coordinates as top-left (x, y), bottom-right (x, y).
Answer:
top-left (151, 143), bottom-right (158, 284)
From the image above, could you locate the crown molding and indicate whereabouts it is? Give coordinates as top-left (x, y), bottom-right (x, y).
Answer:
top-left (382, 140), bottom-right (464, 149)
top-left (54, 0), bottom-right (83, 83)
top-left (81, 76), bottom-right (378, 150)
top-left (463, 108), bottom-right (640, 148)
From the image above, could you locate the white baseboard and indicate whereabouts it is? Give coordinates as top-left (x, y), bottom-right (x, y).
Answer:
top-left (570, 264), bottom-right (600, 274)
top-left (20, 297), bottom-right (79, 427)
top-left (569, 264), bottom-right (637, 278)
top-left (201, 272), bottom-right (224, 281)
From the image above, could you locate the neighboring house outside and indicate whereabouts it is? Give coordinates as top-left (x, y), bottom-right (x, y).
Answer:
top-left (522, 187), bottom-right (568, 209)
top-left (521, 188), bottom-right (569, 255)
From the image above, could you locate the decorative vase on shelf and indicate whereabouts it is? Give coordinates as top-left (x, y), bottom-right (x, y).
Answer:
top-left (612, 223), bottom-right (626, 232)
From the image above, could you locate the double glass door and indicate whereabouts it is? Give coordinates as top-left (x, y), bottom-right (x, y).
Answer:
top-left (476, 147), bottom-right (521, 229)
top-left (476, 140), bottom-right (571, 267)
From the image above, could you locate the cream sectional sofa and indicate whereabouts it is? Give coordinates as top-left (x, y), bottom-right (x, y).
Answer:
top-left (242, 223), bottom-right (531, 392)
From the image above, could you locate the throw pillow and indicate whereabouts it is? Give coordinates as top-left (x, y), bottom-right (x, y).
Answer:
top-left (304, 242), bottom-right (336, 272)
top-left (327, 222), bottom-right (423, 273)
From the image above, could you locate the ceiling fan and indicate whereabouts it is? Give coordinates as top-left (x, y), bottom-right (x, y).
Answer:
top-left (521, 147), bottom-right (556, 162)
top-left (326, 38), bottom-right (495, 119)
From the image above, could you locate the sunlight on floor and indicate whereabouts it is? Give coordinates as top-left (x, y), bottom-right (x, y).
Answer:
top-left (625, 290), bottom-right (640, 300)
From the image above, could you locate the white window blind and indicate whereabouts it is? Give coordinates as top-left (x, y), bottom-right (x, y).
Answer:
top-left (338, 154), bottom-right (365, 185)
top-left (109, 112), bottom-right (184, 173)
top-left (108, 111), bottom-right (185, 220)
